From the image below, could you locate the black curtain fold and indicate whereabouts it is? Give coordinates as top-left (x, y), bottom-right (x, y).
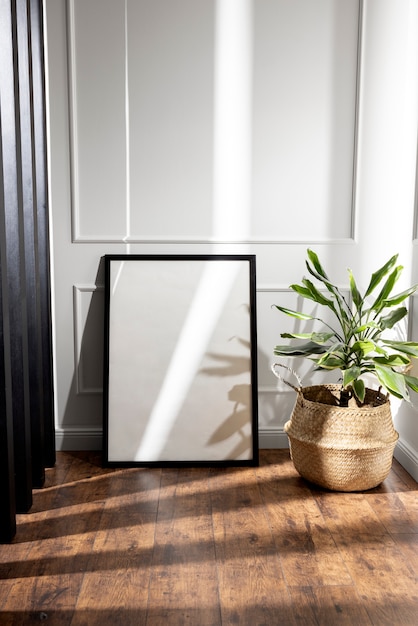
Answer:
top-left (0, 0), bottom-right (55, 543)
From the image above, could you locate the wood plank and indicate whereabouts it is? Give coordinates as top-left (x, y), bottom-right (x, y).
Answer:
top-left (0, 540), bottom-right (32, 613)
top-left (333, 533), bottom-right (418, 626)
top-left (368, 491), bottom-right (418, 534)
top-left (1, 528), bottom-right (94, 624)
top-left (313, 491), bottom-right (387, 538)
top-left (289, 585), bottom-right (373, 625)
top-left (391, 533), bottom-right (418, 577)
top-left (1, 455), bottom-right (106, 622)
top-left (147, 467), bottom-right (220, 626)
top-left (210, 466), bottom-right (296, 625)
top-left (1, 450), bottom-right (418, 624)
top-left (74, 508), bottom-right (157, 626)
top-left (5, 548), bottom-right (86, 617)
top-left (256, 459), bottom-right (353, 587)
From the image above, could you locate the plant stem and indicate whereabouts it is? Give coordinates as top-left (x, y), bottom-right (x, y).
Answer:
top-left (339, 388), bottom-right (351, 407)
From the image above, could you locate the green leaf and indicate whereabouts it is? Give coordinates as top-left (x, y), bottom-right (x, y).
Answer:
top-left (311, 332), bottom-right (335, 344)
top-left (301, 279), bottom-right (335, 308)
top-left (405, 375), bottom-right (418, 393)
top-left (375, 365), bottom-right (409, 401)
top-left (274, 341), bottom-right (329, 356)
top-left (305, 265), bottom-right (336, 293)
top-left (306, 249), bottom-right (329, 281)
top-left (350, 340), bottom-right (376, 356)
top-left (372, 354), bottom-right (410, 366)
top-left (352, 378), bottom-right (365, 402)
top-left (343, 366), bottom-right (362, 387)
top-left (306, 251), bottom-right (349, 312)
top-left (370, 266), bottom-right (403, 312)
top-left (280, 332), bottom-right (314, 340)
top-left (379, 307), bottom-right (407, 330)
top-left (273, 305), bottom-right (314, 321)
top-left (353, 321), bottom-right (380, 333)
top-left (381, 340), bottom-right (418, 358)
top-left (315, 353), bottom-right (346, 369)
top-left (290, 284), bottom-right (318, 301)
top-left (280, 332), bottom-right (335, 343)
top-left (348, 269), bottom-right (363, 310)
top-left (364, 254), bottom-right (398, 297)
top-left (372, 344), bottom-right (389, 356)
top-left (383, 285), bottom-right (418, 307)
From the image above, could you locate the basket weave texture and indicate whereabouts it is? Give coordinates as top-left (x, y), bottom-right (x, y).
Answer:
top-left (284, 384), bottom-right (399, 492)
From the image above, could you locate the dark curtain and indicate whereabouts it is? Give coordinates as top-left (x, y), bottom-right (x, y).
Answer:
top-left (0, 0), bottom-right (55, 543)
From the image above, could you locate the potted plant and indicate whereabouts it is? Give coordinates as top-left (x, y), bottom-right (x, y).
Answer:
top-left (272, 249), bottom-right (418, 491)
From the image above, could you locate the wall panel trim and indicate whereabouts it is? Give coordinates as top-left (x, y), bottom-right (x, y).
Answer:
top-left (73, 283), bottom-right (103, 395)
top-left (67, 0), bottom-right (363, 246)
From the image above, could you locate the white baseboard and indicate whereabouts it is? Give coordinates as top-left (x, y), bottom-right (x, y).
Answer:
top-left (55, 427), bottom-right (289, 452)
top-left (394, 438), bottom-right (418, 482)
top-left (55, 427), bottom-right (102, 451)
top-left (54, 427), bottom-right (418, 483)
top-left (258, 428), bottom-right (289, 449)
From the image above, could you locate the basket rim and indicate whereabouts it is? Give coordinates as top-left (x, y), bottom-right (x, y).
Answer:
top-left (298, 384), bottom-right (390, 410)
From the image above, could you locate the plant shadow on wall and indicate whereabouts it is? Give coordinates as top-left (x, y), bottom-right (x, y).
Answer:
top-left (200, 337), bottom-right (255, 459)
top-left (271, 249), bottom-right (418, 492)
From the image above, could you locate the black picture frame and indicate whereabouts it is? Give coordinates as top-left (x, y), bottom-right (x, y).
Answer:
top-left (103, 254), bottom-right (258, 466)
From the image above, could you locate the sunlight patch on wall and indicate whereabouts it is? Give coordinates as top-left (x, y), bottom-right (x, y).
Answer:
top-left (212, 0), bottom-right (253, 241)
top-left (130, 2), bottom-right (254, 460)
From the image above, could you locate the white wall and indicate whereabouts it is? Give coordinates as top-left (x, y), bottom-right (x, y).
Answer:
top-left (44, 0), bottom-right (418, 478)
top-left (355, 0), bottom-right (418, 480)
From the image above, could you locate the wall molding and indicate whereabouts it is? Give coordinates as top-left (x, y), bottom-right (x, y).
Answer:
top-left (67, 0), bottom-right (362, 245)
top-left (350, 0), bottom-right (363, 243)
top-left (257, 284), bottom-right (350, 293)
top-left (72, 235), bottom-right (358, 245)
top-left (73, 284), bottom-right (103, 395)
top-left (66, 0), bottom-right (81, 244)
top-left (413, 136), bottom-right (418, 241)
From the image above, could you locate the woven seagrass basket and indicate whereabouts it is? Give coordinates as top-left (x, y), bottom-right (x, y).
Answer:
top-left (272, 365), bottom-right (399, 492)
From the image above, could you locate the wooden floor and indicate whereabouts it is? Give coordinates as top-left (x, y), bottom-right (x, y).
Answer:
top-left (0, 450), bottom-right (417, 625)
